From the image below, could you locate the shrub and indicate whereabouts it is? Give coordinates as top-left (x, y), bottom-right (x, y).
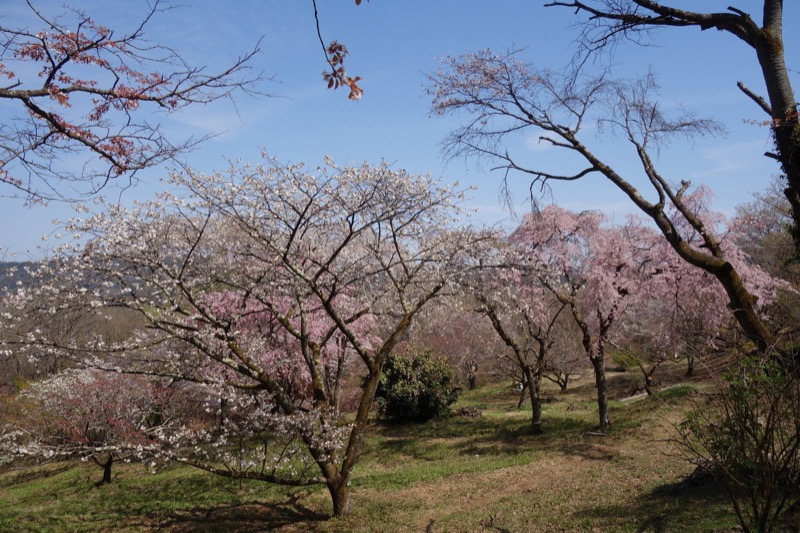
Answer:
top-left (678, 356), bottom-right (800, 533)
top-left (375, 351), bottom-right (460, 422)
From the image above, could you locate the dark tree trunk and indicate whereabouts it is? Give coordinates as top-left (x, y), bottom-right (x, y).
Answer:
top-left (559, 374), bottom-right (569, 393)
top-left (754, 0), bottom-right (800, 252)
top-left (590, 355), bottom-right (610, 431)
top-left (524, 366), bottom-right (542, 434)
top-left (94, 454), bottom-right (113, 485)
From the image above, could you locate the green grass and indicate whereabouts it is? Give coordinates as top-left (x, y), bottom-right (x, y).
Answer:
top-left (0, 374), bottom-right (740, 532)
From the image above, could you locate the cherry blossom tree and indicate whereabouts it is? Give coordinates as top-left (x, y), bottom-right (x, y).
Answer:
top-left (540, 312), bottom-right (585, 394)
top-left (0, 1), bottom-right (264, 201)
top-left (403, 298), bottom-right (503, 390)
top-left (732, 177), bottom-right (796, 281)
top-left (0, 303), bottom-right (143, 389)
top-left (427, 50), bottom-right (785, 356)
top-left (732, 179), bottom-right (800, 338)
top-left (0, 368), bottom-right (196, 484)
top-left (466, 238), bottom-right (570, 433)
top-left (615, 268), bottom-right (727, 385)
top-left (1, 156), bottom-right (481, 517)
top-left (510, 206), bottom-right (658, 430)
top-left (613, 189), bottom-right (788, 387)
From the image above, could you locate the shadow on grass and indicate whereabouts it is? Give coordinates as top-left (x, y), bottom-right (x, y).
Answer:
top-left (126, 492), bottom-right (329, 533)
top-left (0, 462), bottom-right (73, 488)
top-left (371, 406), bottom-right (609, 466)
top-left (574, 472), bottom-right (735, 532)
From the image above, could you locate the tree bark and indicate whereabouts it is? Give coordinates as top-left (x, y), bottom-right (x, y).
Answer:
top-left (467, 361), bottom-right (478, 390)
top-left (524, 366), bottom-right (543, 434)
top-left (327, 479), bottom-right (352, 517)
top-left (97, 454), bottom-right (113, 485)
top-left (590, 355), bottom-right (611, 431)
top-left (559, 374), bottom-right (570, 393)
top-left (568, 301), bottom-right (611, 430)
top-left (755, 0), bottom-right (800, 250)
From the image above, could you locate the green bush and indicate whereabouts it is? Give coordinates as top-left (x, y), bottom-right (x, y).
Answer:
top-left (375, 351), bottom-right (460, 423)
top-left (678, 356), bottom-right (800, 533)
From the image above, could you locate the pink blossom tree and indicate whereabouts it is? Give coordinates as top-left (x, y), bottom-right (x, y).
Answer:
top-left (510, 206), bottom-right (657, 430)
top-left (403, 297), bottom-right (504, 391)
top-left (0, 368), bottom-right (197, 484)
top-left (1, 157), bottom-right (481, 517)
top-left (0, 1), bottom-right (263, 201)
top-left (731, 179), bottom-right (800, 336)
top-left (427, 50), bottom-right (785, 357)
top-left (609, 189), bottom-right (787, 389)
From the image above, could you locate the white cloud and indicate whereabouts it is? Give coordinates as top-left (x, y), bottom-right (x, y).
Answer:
top-left (696, 139), bottom-right (773, 179)
top-left (524, 134), bottom-right (555, 152)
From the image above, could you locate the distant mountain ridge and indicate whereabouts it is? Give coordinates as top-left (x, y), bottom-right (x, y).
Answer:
top-left (0, 261), bottom-right (37, 291)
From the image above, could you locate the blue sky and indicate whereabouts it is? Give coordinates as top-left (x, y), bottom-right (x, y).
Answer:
top-left (1, 0), bottom-right (797, 259)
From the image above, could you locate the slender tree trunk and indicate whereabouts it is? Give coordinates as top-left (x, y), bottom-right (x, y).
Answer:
top-left (590, 355), bottom-right (610, 431)
top-left (467, 361), bottom-right (478, 390)
top-left (524, 366), bottom-right (542, 434)
top-left (517, 378), bottom-right (528, 408)
top-left (324, 356), bottom-right (386, 517)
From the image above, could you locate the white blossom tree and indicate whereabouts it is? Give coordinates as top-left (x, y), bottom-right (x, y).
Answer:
top-left (465, 237), bottom-right (571, 433)
top-left (1, 156), bottom-right (483, 517)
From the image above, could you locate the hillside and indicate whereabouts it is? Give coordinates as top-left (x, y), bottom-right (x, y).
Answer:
top-left (0, 365), bottom-right (762, 532)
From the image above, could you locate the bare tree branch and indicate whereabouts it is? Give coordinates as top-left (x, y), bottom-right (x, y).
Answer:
top-left (0, 1), bottom-right (268, 202)
top-left (546, 0), bottom-right (800, 253)
top-left (737, 81), bottom-right (773, 116)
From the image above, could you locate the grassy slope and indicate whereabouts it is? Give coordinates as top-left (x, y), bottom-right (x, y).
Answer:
top-left (0, 366), bottom-right (738, 532)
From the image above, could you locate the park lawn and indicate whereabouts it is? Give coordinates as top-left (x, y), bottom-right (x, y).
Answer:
top-left (0, 370), bottom-right (739, 532)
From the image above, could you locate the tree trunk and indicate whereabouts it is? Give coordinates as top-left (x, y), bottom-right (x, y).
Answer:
top-left (517, 378), bottom-right (528, 408)
top-left (590, 355), bottom-right (610, 431)
top-left (524, 366), bottom-right (542, 434)
top-left (686, 353), bottom-right (695, 377)
top-left (755, 0), bottom-right (800, 252)
top-left (99, 454), bottom-right (113, 485)
top-left (467, 361), bottom-right (478, 390)
top-left (325, 359), bottom-right (384, 518)
top-left (327, 478), bottom-right (351, 517)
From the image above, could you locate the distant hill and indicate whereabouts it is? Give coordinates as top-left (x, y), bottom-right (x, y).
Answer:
top-left (0, 261), bottom-right (37, 291)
